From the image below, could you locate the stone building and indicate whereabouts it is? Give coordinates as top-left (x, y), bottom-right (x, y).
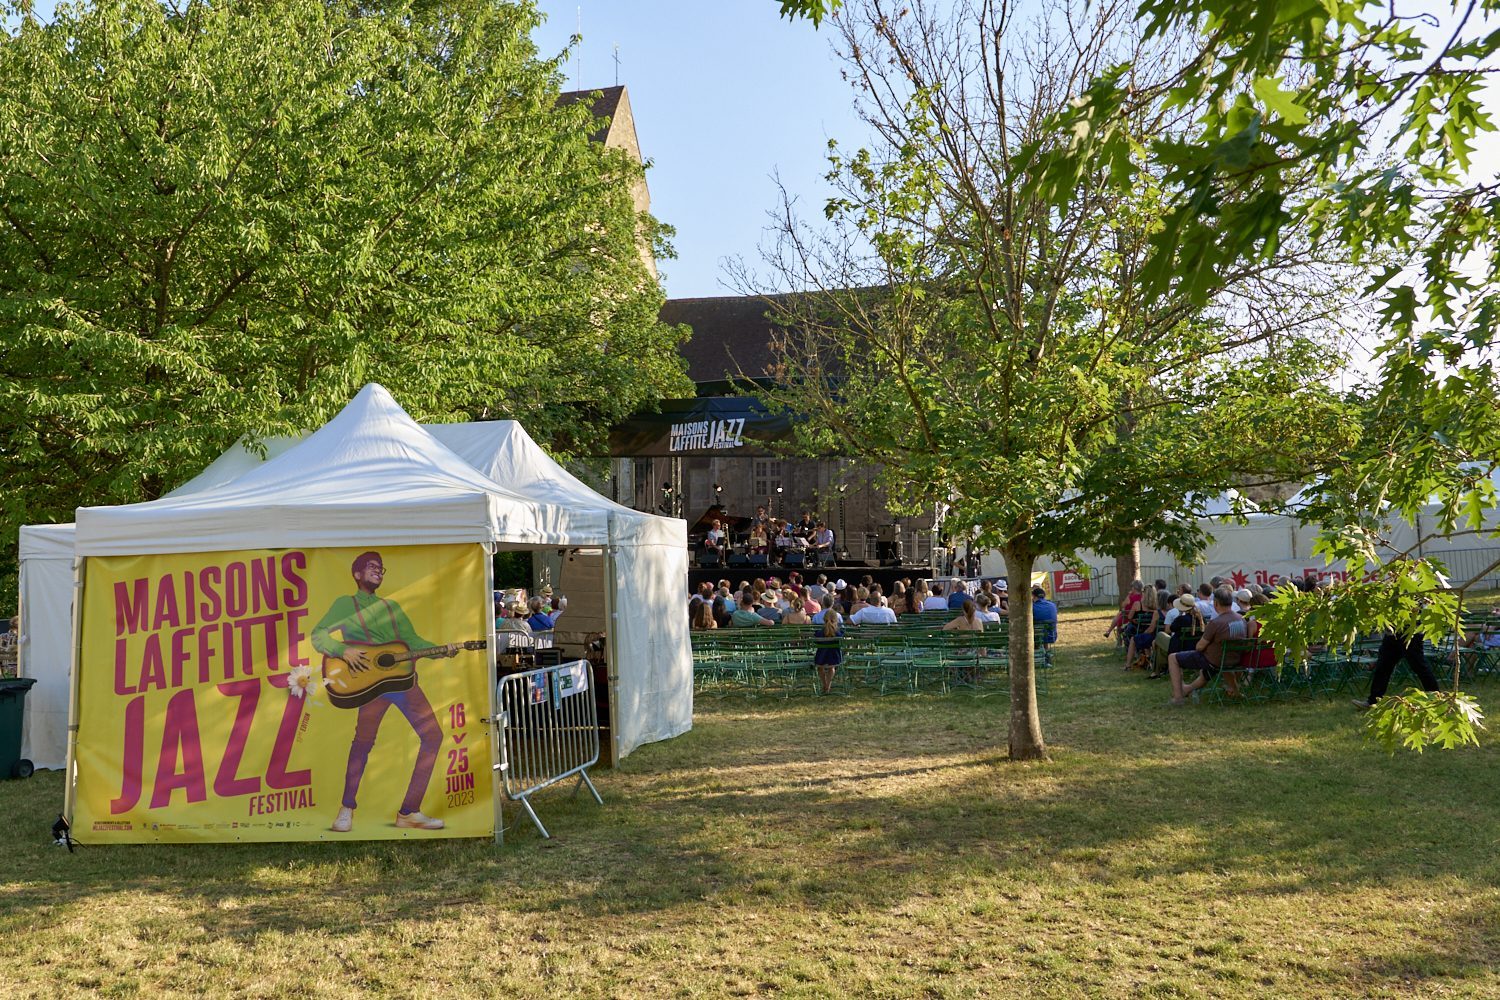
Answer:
top-left (563, 85), bottom-right (937, 566)
top-left (557, 85), bottom-right (656, 280)
top-left (608, 294), bottom-right (938, 566)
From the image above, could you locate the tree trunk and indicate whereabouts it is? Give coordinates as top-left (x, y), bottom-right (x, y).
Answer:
top-left (1114, 540), bottom-right (1141, 602)
top-left (1004, 546), bottom-right (1048, 761)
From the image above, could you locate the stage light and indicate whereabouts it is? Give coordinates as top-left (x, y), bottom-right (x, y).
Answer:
top-left (775, 485), bottom-right (783, 494)
top-left (714, 483), bottom-right (723, 493)
top-left (661, 482), bottom-right (673, 494)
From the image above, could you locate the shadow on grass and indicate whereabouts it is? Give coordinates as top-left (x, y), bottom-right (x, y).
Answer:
top-left (4, 605), bottom-right (1497, 982)
top-left (5, 679), bottom-right (1498, 957)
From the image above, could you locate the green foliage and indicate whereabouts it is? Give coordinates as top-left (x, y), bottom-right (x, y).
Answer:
top-left (492, 550), bottom-right (532, 590)
top-left (776, 0), bottom-right (840, 26)
top-left (0, 0), bottom-right (690, 598)
top-left (1254, 560), bottom-right (1459, 667)
top-left (1026, 0), bottom-right (1500, 748)
top-left (1364, 688), bottom-right (1485, 754)
top-left (756, 0), bottom-right (1361, 757)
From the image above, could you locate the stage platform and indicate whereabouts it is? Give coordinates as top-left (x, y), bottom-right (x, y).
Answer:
top-left (688, 563), bottom-right (936, 595)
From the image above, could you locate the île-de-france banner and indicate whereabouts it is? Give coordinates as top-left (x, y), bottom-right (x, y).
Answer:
top-left (73, 544), bottom-right (493, 843)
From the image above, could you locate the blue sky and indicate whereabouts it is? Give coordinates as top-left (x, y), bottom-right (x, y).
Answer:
top-left (532, 2), bottom-right (864, 299)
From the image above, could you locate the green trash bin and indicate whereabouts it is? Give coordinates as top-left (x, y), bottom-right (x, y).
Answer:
top-left (0, 677), bottom-right (37, 779)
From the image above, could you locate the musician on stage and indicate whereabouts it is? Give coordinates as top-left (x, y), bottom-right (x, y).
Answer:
top-left (311, 551), bottom-right (458, 834)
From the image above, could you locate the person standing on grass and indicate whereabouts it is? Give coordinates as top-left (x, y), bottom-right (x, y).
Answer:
top-left (1351, 631), bottom-right (1441, 709)
top-left (813, 610), bottom-right (844, 694)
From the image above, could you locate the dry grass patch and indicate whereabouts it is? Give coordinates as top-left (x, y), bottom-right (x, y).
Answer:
top-left (2, 603), bottom-right (1499, 997)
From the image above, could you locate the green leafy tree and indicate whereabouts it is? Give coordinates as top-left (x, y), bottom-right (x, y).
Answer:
top-left (1030, 0), bottom-right (1500, 746)
top-left (746, 0), bottom-right (1358, 759)
top-left (776, 0), bottom-right (840, 25)
top-left (0, 0), bottom-right (689, 600)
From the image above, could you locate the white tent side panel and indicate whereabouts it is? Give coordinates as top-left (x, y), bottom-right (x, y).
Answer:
top-left (610, 532), bottom-right (693, 759)
top-left (428, 420), bottom-right (692, 759)
top-left (18, 524), bottom-right (76, 770)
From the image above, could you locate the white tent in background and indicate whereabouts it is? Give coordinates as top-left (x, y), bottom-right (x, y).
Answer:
top-left (424, 421), bottom-right (691, 759)
top-left (162, 435), bottom-right (303, 497)
top-left (16, 524), bottom-right (75, 770)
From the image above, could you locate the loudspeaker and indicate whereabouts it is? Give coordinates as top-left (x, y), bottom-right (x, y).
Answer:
top-left (782, 550), bottom-right (805, 568)
top-left (748, 553), bottom-right (768, 567)
top-left (727, 553), bottom-right (750, 568)
top-left (700, 551), bottom-right (721, 569)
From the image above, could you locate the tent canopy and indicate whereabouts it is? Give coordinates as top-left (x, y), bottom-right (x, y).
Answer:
top-left (74, 384), bottom-right (609, 556)
top-left (31, 384), bottom-right (690, 767)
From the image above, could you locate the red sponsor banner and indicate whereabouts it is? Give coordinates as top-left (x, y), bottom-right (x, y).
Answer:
top-left (1052, 570), bottom-right (1091, 594)
top-left (1210, 562), bottom-right (1383, 590)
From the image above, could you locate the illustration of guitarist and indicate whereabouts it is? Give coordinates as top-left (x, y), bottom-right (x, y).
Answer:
top-left (311, 551), bottom-right (459, 833)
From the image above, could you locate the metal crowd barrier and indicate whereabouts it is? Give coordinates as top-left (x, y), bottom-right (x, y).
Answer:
top-left (495, 659), bottom-right (602, 839)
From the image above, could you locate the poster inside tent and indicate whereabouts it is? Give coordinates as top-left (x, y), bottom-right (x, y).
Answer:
top-left (72, 544), bottom-right (492, 843)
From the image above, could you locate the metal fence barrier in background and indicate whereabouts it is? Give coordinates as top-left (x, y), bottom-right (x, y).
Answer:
top-left (1439, 548), bottom-right (1500, 592)
top-left (495, 659), bottom-right (602, 839)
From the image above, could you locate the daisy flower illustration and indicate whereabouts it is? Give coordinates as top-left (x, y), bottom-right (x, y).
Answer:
top-left (286, 664), bottom-right (323, 701)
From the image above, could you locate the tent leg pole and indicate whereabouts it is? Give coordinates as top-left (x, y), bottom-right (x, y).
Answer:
top-left (61, 557), bottom-right (86, 833)
top-left (602, 543), bottom-right (621, 767)
top-left (485, 543), bottom-right (503, 847)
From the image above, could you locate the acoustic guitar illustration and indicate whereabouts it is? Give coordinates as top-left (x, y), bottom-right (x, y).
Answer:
top-left (322, 639), bottom-right (487, 709)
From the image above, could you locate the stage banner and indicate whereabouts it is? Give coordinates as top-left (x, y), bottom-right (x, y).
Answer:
top-left (73, 544), bottom-right (492, 843)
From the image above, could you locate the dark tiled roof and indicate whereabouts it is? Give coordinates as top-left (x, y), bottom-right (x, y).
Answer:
top-left (557, 85), bottom-right (626, 144)
top-left (660, 295), bottom-right (786, 385)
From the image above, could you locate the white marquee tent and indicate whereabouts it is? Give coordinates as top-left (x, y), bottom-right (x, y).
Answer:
top-left (18, 384), bottom-right (691, 770)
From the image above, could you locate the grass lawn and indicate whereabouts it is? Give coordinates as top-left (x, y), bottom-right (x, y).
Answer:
top-left (3, 603), bottom-right (1499, 998)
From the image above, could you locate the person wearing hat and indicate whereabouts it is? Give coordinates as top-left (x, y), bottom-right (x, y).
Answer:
top-left (994, 579), bottom-right (1009, 615)
top-left (756, 589), bottom-right (784, 623)
top-left (1149, 594), bottom-right (1200, 677)
top-left (1232, 587), bottom-right (1253, 614)
top-left (730, 592), bottom-right (775, 627)
top-left (498, 601), bottom-right (532, 634)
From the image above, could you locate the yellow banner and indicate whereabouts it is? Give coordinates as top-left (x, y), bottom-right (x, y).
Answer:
top-left (73, 545), bottom-right (493, 843)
